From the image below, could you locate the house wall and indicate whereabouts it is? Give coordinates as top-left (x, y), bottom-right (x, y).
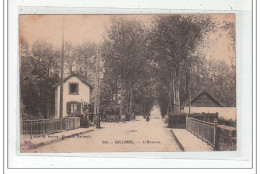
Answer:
top-left (55, 76), bottom-right (91, 118)
top-left (183, 107), bottom-right (236, 121)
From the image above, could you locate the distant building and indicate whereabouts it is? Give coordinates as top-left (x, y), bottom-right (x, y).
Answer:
top-left (181, 90), bottom-right (236, 121)
top-left (53, 74), bottom-right (93, 118)
top-left (181, 90), bottom-right (224, 112)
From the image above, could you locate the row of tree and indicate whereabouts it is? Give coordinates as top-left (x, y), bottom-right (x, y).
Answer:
top-left (100, 15), bottom-right (235, 118)
top-left (20, 15), bottom-right (236, 119)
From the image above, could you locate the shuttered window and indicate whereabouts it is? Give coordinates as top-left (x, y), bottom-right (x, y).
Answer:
top-left (67, 102), bottom-right (81, 114)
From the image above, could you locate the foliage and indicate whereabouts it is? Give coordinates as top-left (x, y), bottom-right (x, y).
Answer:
top-left (20, 15), bottom-right (236, 120)
top-left (218, 117), bottom-right (236, 127)
top-left (101, 18), bottom-right (154, 117)
top-left (148, 15), bottom-right (215, 115)
top-left (20, 39), bottom-right (60, 118)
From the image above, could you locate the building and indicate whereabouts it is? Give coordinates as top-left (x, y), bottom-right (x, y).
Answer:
top-left (181, 90), bottom-right (224, 108)
top-left (181, 90), bottom-right (226, 114)
top-left (53, 74), bottom-right (93, 118)
top-left (181, 90), bottom-right (236, 120)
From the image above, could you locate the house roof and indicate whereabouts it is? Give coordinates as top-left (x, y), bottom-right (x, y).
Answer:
top-left (181, 90), bottom-right (225, 109)
top-left (53, 74), bottom-right (94, 89)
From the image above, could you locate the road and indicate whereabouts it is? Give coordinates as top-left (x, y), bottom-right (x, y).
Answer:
top-left (28, 107), bottom-right (181, 152)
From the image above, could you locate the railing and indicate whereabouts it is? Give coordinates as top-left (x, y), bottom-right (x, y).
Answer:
top-left (187, 112), bottom-right (218, 123)
top-left (186, 116), bottom-right (217, 148)
top-left (20, 117), bottom-right (80, 135)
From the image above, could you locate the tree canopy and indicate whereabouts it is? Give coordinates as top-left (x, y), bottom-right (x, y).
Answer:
top-left (20, 15), bottom-right (236, 120)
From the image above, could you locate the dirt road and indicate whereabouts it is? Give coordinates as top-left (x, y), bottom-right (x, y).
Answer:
top-left (27, 108), bottom-right (180, 153)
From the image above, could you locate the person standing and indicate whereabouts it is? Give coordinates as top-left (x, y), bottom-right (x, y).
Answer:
top-left (82, 104), bottom-right (90, 128)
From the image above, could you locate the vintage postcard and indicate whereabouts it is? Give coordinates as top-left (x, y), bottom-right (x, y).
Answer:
top-left (19, 14), bottom-right (236, 153)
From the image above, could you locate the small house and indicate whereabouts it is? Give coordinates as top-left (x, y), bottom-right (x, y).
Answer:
top-left (181, 90), bottom-right (224, 114)
top-left (181, 89), bottom-right (236, 121)
top-left (53, 74), bottom-right (93, 118)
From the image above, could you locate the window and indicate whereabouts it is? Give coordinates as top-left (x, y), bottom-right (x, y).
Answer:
top-left (67, 102), bottom-right (81, 114)
top-left (70, 103), bottom-right (78, 113)
top-left (69, 83), bottom-right (79, 95)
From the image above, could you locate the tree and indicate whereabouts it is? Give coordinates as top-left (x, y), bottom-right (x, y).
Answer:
top-left (20, 40), bottom-right (60, 119)
top-left (101, 18), bottom-right (149, 118)
top-left (221, 19), bottom-right (236, 106)
top-left (74, 42), bottom-right (96, 83)
top-left (206, 58), bottom-right (236, 106)
top-left (149, 15), bottom-right (213, 114)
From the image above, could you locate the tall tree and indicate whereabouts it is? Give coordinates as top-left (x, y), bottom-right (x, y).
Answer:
top-left (20, 40), bottom-right (60, 119)
top-left (149, 15), bottom-right (213, 114)
top-left (101, 18), bottom-right (148, 118)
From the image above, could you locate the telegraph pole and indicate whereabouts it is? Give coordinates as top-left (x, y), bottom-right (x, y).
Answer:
top-left (94, 50), bottom-right (98, 121)
top-left (94, 47), bottom-right (101, 128)
top-left (97, 48), bottom-right (101, 128)
top-left (59, 17), bottom-right (64, 118)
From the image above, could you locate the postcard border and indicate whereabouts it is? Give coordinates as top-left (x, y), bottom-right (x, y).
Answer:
top-left (3, 0), bottom-right (256, 171)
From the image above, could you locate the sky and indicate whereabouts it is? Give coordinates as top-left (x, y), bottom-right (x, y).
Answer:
top-left (19, 14), bottom-right (235, 66)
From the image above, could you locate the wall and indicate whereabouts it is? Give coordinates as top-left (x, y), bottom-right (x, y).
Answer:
top-left (183, 107), bottom-right (236, 121)
top-left (215, 125), bottom-right (236, 151)
top-left (55, 76), bottom-right (91, 118)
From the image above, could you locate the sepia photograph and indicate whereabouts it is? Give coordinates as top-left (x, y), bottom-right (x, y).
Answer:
top-left (19, 14), bottom-right (236, 153)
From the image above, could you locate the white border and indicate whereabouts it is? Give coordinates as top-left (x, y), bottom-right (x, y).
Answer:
top-left (6, 0), bottom-right (254, 170)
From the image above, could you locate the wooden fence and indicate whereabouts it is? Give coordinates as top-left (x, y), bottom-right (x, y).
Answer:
top-left (186, 116), bottom-right (217, 148)
top-left (187, 112), bottom-right (218, 123)
top-left (20, 117), bottom-right (80, 135)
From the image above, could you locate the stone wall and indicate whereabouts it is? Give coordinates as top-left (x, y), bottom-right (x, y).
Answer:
top-left (215, 125), bottom-right (236, 151)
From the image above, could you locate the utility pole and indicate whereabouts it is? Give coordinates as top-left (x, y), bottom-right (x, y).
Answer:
top-left (59, 16), bottom-right (64, 118)
top-left (94, 51), bottom-right (98, 122)
top-left (94, 47), bottom-right (101, 128)
top-left (97, 49), bottom-right (101, 128)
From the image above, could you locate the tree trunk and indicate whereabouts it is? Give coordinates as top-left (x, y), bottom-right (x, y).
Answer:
top-left (144, 98), bottom-right (147, 115)
top-left (119, 92), bottom-right (123, 122)
top-left (174, 65), bottom-right (181, 113)
top-left (115, 74), bottom-right (118, 101)
top-left (186, 70), bottom-right (190, 100)
top-left (168, 80), bottom-right (172, 114)
top-left (125, 91), bottom-right (129, 117)
top-left (141, 103), bottom-right (143, 116)
top-left (129, 84), bottom-right (134, 116)
top-left (45, 105), bottom-right (50, 119)
top-left (172, 73), bottom-right (176, 112)
top-left (168, 72), bottom-right (175, 114)
top-left (119, 80), bottom-right (123, 122)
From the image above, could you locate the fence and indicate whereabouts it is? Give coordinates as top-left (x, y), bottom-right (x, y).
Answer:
top-left (20, 117), bottom-right (80, 135)
top-left (101, 115), bottom-right (117, 122)
top-left (187, 112), bottom-right (218, 123)
top-left (186, 116), bottom-right (217, 148)
top-left (100, 114), bottom-right (135, 122)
